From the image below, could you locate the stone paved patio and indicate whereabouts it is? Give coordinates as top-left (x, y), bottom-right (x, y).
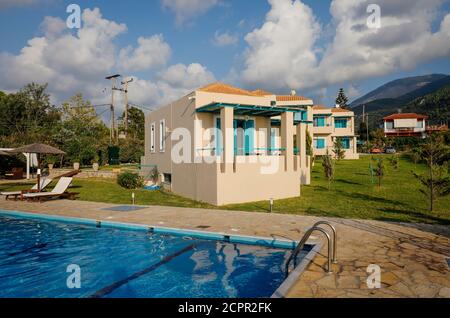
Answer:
top-left (0, 199), bottom-right (448, 298)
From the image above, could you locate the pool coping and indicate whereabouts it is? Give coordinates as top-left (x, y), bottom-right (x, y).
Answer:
top-left (0, 209), bottom-right (321, 298)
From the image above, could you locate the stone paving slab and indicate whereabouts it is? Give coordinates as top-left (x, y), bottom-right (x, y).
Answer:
top-left (0, 199), bottom-right (448, 298)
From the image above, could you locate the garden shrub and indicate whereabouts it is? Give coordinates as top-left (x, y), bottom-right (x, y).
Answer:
top-left (117, 171), bottom-right (144, 189)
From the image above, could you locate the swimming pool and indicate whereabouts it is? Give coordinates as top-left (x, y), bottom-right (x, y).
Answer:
top-left (0, 211), bottom-right (314, 298)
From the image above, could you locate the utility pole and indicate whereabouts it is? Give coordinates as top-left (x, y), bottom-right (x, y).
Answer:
top-left (121, 77), bottom-right (134, 138)
top-left (105, 74), bottom-right (121, 144)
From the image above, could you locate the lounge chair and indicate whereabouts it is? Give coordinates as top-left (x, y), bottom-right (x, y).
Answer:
top-left (1, 178), bottom-right (53, 201)
top-left (23, 177), bottom-right (77, 202)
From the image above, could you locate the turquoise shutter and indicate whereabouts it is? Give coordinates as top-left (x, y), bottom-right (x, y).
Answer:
top-left (244, 120), bottom-right (255, 155)
top-left (233, 119), bottom-right (238, 155)
top-left (216, 118), bottom-right (222, 155)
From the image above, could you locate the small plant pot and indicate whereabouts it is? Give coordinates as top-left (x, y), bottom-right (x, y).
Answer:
top-left (48, 163), bottom-right (54, 170)
top-left (92, 163), bottom-right (99, 172)
top-left (73, 162), bottom-right (80, 170)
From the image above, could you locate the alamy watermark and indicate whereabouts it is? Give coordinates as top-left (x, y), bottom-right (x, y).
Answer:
top-left (366, 264), bottom-right (381, 289)
top-left (367, 4), bottom-right (381, 29)
top-left (66, 264), bottom-right (81, 289)
top-left (66, 4), bottom-right (81, 29)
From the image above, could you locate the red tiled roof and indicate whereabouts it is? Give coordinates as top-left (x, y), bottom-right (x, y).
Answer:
top-left (331, 108), bottom-right (352, 113)
top-left (252, 89), bottom-right (273, 96)
top-left (276, 95), bottom-right (310, 102)
top-left (198, 82), bottom-right (257, 96)
top-left (383, 113), bottom-right (428, 120)
top-left (313, 105), bottom-right (328, 110)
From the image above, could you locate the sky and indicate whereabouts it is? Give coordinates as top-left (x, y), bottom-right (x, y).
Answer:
top-left (0, 0), bottom-right (449, 115)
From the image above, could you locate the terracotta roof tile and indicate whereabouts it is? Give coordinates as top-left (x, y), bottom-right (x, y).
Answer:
top-left (383, 113), bottom-right (428, 120)
top-left (331, 108), bottom-right (352, 113)
top-left (252, 89), bottom-right (273, 96)
top-left (198, 82), bottom-right (256, 96)
top-left (313, 105), bottom-right (328, 110)
top-left (276, 95), bottom-right (310, 102)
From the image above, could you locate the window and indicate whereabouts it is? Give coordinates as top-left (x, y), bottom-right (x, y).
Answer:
top-left (416, 120), bottom-right (424, 129)
top-left (314, 138), bottom-right (326, 149)
top-left (314, 116), bottom-right (326, 127)
top-left (335, 118), bottom-right (348, 128)
top-left (340, 138), bottom-right (351, 149)
top-left (163, 173), bottom-right (172, 184)
top-left (159, 119), bottom-right (165, 152)
top-left (150, 123), bottom-right (156, 153)
top-left (385, 121), bottom-right (394, 129)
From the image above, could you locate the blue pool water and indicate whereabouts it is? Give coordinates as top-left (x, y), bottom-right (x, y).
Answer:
top-left (0, 215), bottom-right (308, 298)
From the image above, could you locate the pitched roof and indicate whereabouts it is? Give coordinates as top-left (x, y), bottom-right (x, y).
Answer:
top-left (251, 89), bottom-right (273, 96)
top-left (198, 82), bottom-right (256, 96)
top-left (383, 113), bottom-right (428, 120)
top-left (276, 95), bottom-right (310, 102)
top-left (312, 105), bottom-right (328, 110)
top-left (331, 108), bottom-right (352, 113)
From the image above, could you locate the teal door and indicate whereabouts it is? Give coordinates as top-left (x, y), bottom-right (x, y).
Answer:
top-left (244, 120), bottom-right (255, 155)
top-left (233, 119), bottom-right (255, 156)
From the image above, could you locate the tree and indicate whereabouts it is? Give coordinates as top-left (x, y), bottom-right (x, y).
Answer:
top-left (335, 88), bottom-right (349, 109)
top-left (121, 107), bottom-right (145, 140)
top-left (413, 134), bottom-right (450, 211)
top-left (54, 94), bottom-right (109, 165)
top-left (372, 157), bottom-right (385, 188)
top-left (371, 129), bottom-right (387, 149)
top-left (322, 150), bottom-right (335, 190)
top-left (306, 128), bottom-right (315, 168)
top-left (333, 138), bottom-right (346, 161)
top-left (0, 83), bottom-right (60, 142)
top-left (388, 155), bottom-right (399, 171)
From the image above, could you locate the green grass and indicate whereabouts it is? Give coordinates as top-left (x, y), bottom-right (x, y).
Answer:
top-left (224, 155), bottom-right (450, 225)
top-left (1, 155), bottom-right (448, 224)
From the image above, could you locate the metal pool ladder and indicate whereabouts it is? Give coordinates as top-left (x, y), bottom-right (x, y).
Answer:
top-left (285, 221), bottom-right (337, 277)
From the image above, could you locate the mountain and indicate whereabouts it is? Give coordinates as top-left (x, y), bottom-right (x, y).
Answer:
top-left (352, 75), bottom-right (450, 130)
top-left (350, 74), bottom-right (448, 107)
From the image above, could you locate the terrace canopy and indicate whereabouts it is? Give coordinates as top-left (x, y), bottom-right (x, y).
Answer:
top-left (196, 102), bottom-right (306, 117)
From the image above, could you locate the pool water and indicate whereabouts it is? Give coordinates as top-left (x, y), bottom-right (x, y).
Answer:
top-left (0, 215), bottom-right (308, 298)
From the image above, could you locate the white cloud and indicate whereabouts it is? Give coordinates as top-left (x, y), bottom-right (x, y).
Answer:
top-left (239, 0), bottom-right (450, 92)
top-left (212, 31), bottom-right (239, 47)
top-left (161, 0), bottom-right (219, 26)
top-left (118, 35), bottom-right (171, 72)
top-left (0, 7), bottom-right (215, 112)
top-left (241, 0), bottom-right (321, 89)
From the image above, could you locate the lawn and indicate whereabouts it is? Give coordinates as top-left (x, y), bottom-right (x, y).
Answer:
top-left (226, 155), bottom-right (450, 225)
top-left (0, 155), bottom-right (448, 224)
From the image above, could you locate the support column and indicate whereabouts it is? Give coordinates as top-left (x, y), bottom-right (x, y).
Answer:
top-left (221, 106), bottom-right (234, 173)
top-left (296, 123), bottom-right (309, 185)
top-left (281, 112), bottom-right (293, 171)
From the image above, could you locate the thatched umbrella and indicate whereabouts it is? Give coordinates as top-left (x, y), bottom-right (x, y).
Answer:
top-left (9, 143), bottom-right (66, 190)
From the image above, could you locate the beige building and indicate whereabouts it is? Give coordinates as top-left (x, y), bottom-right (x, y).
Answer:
top-left (142, 83), bottom-right (314, 206)
top-left (311, 105), bottom-right (359, 160)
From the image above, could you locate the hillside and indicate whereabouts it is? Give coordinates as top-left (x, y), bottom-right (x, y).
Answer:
top-left (351, 74), bottom-right (447, 107)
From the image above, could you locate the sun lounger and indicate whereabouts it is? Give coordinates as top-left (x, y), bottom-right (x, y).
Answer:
top-left (1, 178), bottom-right (53, 201)
top-left (23, 177), bottom-right (77, 202)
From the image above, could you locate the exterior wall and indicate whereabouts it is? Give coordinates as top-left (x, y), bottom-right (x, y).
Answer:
top-left (143, 89), bottom-right (312, 205)
top-left (312, 108), bottom-right (359, 160)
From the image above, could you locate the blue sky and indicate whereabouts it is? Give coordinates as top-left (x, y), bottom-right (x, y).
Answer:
top-left (0, 0), bottom-right (449, 110)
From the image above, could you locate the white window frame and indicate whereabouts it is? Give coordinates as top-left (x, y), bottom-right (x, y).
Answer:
top-left (150, 122), bottom-right (156, 153)
top-left (159, 119), bottom-right (166, 152)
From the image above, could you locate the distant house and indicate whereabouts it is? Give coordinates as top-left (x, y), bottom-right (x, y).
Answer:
top-left (383, 113), bottom-right (428, 138)
top-left (311, 105), bottom-right (359, 160)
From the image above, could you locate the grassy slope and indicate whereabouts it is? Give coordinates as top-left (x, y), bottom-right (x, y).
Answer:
top-left (1, 156), bottom-right (448, 224)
